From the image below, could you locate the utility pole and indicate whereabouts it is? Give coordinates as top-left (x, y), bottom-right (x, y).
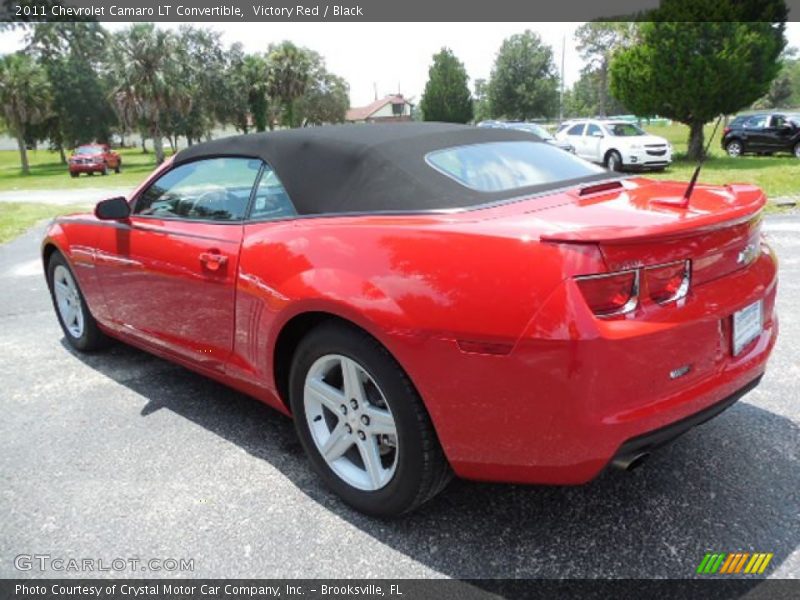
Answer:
top-left (559, 34), bottom-right (565, 123)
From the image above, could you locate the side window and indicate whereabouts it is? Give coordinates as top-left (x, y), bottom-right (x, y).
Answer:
top-left (250, 165), bottom-right (297, 221)
top-left (770, 115), bottom-right (785, 128)
top-left (566, 123), bottom-right (585, 136)
top-left (745, 115), bottom-right (768, 129)
top-left (585, 124), bottom-right (601, 137)
top-left (134, 158), bottom-right (261, 222)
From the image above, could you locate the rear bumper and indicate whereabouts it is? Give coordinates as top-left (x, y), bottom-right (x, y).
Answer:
top-left (610, 374), bottom-right (762, 471)
top-left (390, 247), bottom-right (778, 485)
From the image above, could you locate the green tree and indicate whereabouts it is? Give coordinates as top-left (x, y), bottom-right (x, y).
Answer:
top-left (109, 24), bottom-right (191, 163)
top-left (223, 44), bottom-right (255, 134)
top-left (565, 68), bottom-right (629, 118)
top-left (420, 48), bottom-right (473, 123)
top-left (294, 52), bottom-right (349, 126)
top-left (754, 47), bottom-right (798, 109)
top-left (610, 0), bottom-right (787, 159)
top-left (785, 56), bottom-right (800, 107)
top-left (488, 31), bottom-right (559, 120)
top-left (241, 53), bottom-right (270, 132)
top-left (28, 23), bottom-right (116, 161)
top-left (266, 41), bottom-right (313, 129)
top-left (0, 52), bottom-right (52, 174)
top-left (473, 78), bottom-right (491, 122)
top-left (574, 21), bottom-right (637, 117)
top-left (170, 26), bottom-right (228, 145)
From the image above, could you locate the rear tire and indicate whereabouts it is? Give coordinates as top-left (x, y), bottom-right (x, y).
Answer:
top-left (114, 161), bottom-right (121, 174)
top-left (47, 252), bottom-right (109, 352)
top-left (726, 140), bottom-right (743, 157)
top-left (289, 321), bottom-right (451, 517)
top-left (69, 172), bottom-right (78, 178)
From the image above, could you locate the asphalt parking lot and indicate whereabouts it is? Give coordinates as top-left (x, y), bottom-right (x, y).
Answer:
top-left (0, 214), bottom-right (798, 580)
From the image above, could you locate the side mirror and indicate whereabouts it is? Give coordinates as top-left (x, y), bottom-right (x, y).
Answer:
top-left (95, 196), bottom-right (130, 220)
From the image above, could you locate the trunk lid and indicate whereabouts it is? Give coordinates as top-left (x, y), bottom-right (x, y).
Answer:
top-left (466, 177), bottom-right (766, 285)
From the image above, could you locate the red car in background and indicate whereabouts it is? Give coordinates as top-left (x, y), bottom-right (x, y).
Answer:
top-left (68, 143), bottom-right (121, 177)
top-left (42, 124), bottom-right (778, 516)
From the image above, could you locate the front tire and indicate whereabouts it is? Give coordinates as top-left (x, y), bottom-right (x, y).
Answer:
top-left (47, 252), bottom-right (109, 352)
top-left (794, 142), bottom-right (800, 159)
top-left (605, 150), bottom-right (622, 172)
top-left (289, 322), bottom-right (451, 517)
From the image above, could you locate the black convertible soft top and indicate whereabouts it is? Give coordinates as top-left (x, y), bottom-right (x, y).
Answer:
top-left (173, 123), bottom-right (609, 215)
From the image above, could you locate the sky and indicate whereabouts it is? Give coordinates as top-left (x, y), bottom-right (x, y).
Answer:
top-left (2, 21), bottom-right (799, 108)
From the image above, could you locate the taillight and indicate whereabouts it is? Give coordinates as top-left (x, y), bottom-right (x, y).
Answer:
top-left (645, 260), bottom-right (691, 304)
top-left (723, 127), bottom-right (731, 136)
top-left (575, 270), bottom-right (639, 317)
top-left (575, 260), bottom-right (692, 318)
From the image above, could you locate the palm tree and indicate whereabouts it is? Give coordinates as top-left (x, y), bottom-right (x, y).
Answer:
top-left (0, 53), bottom-right (52, 174)
top-left (243, 53), bottom-right (270, 132)
top-left (108, 24), bottom-right (190, 163)
top-left (265, 41), bottom-right (313, 129)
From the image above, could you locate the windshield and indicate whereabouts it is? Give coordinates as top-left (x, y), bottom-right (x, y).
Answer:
top-left (426, 141), bottom-right (605, 193)
top-left (605, 123), bottom-right (646, 137)
top-left (75, 146), bottom-right (103, 155)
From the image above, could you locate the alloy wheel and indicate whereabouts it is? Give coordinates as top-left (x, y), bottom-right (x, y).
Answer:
top-left (304, 354), bottom-right (399, 491)
top-left (53, 265), bottom-right (84, 338)
top-left (727, 142), bottom-right (742, 157)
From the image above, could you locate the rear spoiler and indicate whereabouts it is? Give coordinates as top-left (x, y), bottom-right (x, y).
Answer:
top-left (541, 186), bottom-right (766, 244)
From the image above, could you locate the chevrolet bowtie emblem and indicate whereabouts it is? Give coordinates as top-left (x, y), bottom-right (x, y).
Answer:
top-left (737, 244), bottom-right (758, 265)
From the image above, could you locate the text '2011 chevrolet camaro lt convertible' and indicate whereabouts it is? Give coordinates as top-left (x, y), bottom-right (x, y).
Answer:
top-left (43, 123), bottom-right (778, 516)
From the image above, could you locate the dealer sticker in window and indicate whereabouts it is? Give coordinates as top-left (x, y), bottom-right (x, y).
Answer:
top-left (732, 300), bottom-right (763, 356)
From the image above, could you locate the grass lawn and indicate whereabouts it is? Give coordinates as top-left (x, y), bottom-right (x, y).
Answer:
top-left (639, 122), bottom-right (800, 199)
top-left (0, 147), bottom-right (172, 193)
top-left (0, 202), bottom-right (90, 244)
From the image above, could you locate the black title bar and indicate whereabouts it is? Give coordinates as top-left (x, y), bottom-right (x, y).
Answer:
top-left (3, 0), bottom-right (800, 22)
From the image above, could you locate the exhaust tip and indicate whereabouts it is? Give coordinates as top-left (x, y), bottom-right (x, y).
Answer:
top-left (612, 452), bottom-right (650, 472)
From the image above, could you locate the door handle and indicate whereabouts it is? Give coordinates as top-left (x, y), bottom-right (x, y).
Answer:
top-left (199, 250), bottom-right (228, 272)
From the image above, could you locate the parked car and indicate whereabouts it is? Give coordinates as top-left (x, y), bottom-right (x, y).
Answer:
top-left (555, 119), bottom-right (672, 171)
top-left (477, 120), bottom-right (575, 153)
top-left (721, 113), bottom-right (800, 158)
top-left (43, 123), bottom-right (777, 516)
top-left (68, 144), bottom-right (122, 177)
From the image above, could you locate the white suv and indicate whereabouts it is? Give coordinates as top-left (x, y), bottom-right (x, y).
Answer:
top-left (554, 119), bottom-right (672, 171)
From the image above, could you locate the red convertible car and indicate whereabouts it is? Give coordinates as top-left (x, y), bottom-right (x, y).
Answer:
top-left (43, 124), bottom-right (778, 516)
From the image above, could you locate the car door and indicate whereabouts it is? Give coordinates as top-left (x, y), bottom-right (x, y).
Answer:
top-left (765, 114), bottom-right (792, 151)
top-left (743, 115), bottom-right (769, 151)
top-left (563, 123), bottom-right (587, 158)
top-left (94, 157), bottom-right (262, 372)
top-left (583, 123), bottom-right (605, 162)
